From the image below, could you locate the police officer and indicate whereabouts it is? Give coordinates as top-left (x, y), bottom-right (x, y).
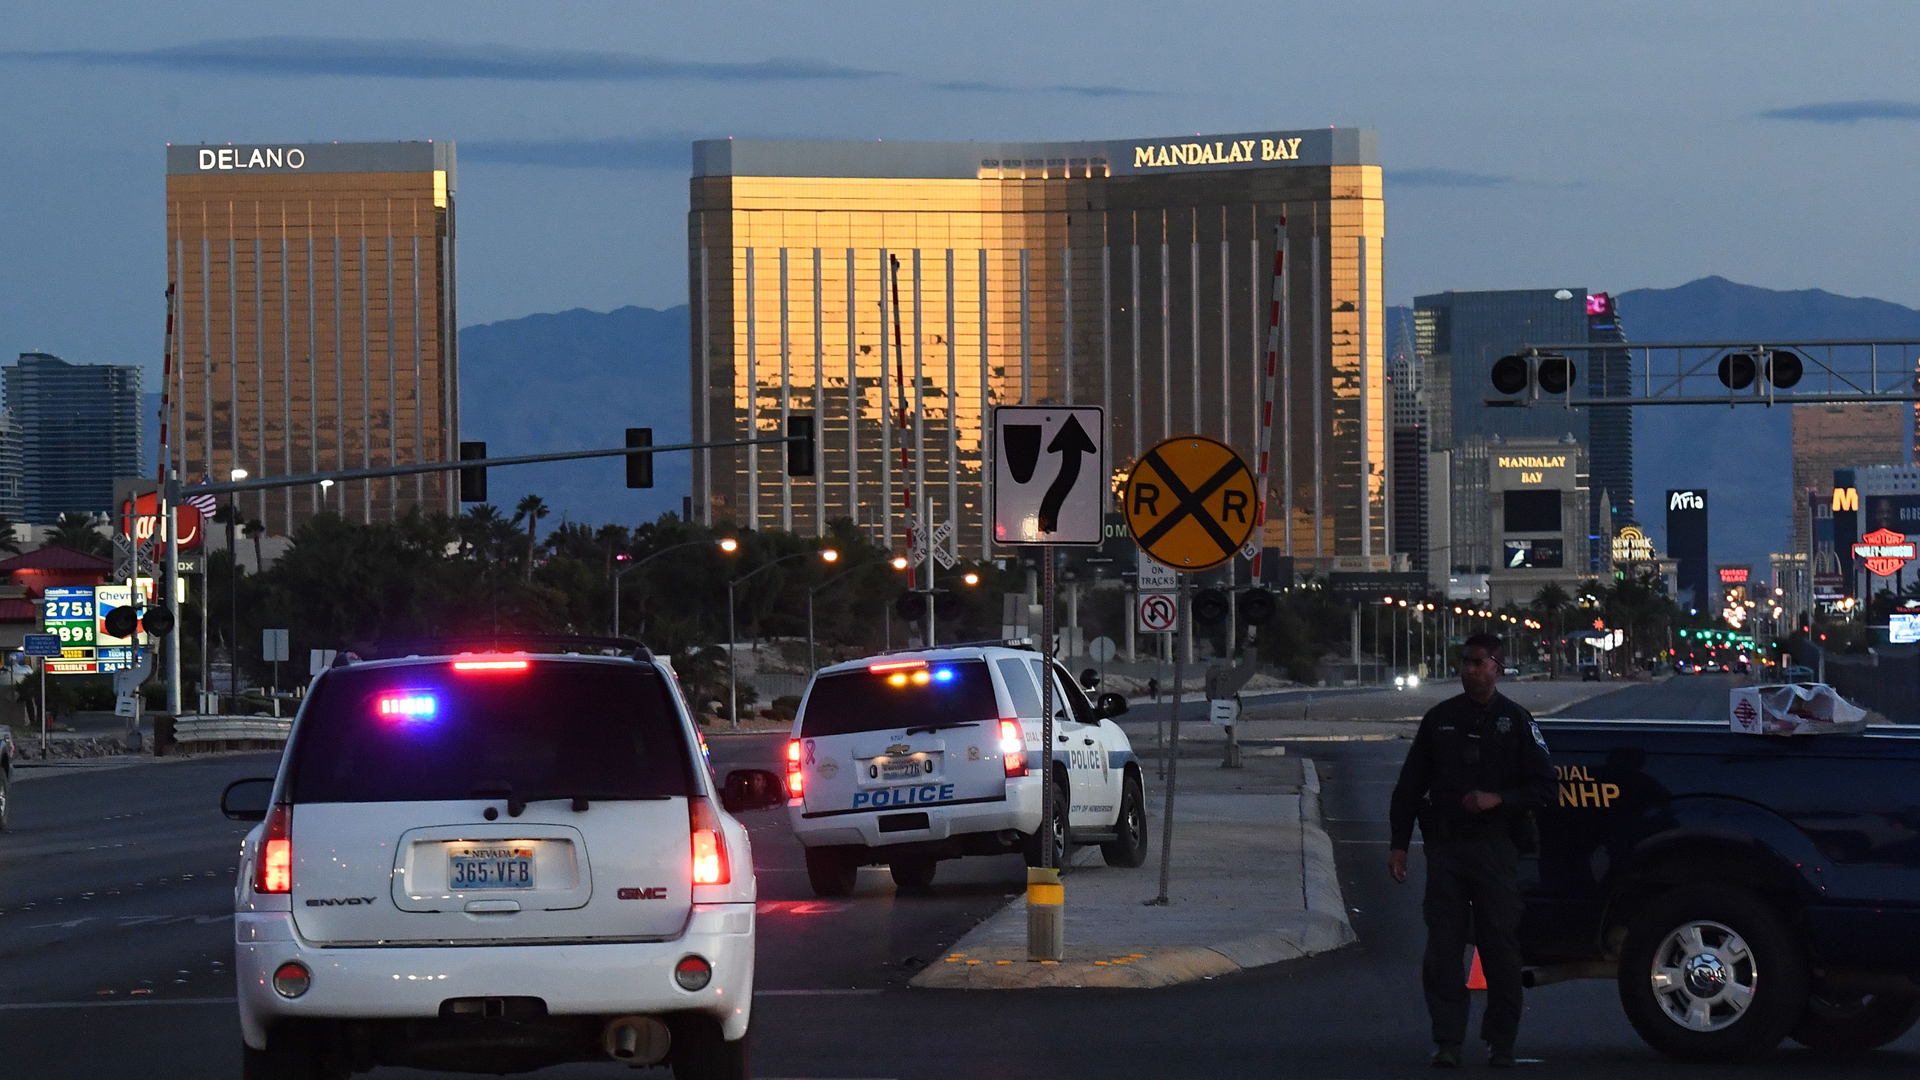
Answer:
top-left (1388, 633), bottom-right (1554, 1068)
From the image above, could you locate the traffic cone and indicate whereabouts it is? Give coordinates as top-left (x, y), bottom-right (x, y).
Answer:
top-left (1467, 949), bottom-right (1487, 991)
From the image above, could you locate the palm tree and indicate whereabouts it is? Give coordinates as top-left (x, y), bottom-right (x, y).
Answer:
top-left (49, 512), bottom-right (111, 557)
top-left (0, 514), bottom-right (21, 556)
top-left (1531, 583), bottom-right (1572, 676)
top-left (513, 495), bottom-right (549, 580)
top-left (244, 519), bottom-right (266, 574)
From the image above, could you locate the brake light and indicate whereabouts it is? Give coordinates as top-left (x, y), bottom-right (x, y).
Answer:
top-left (689, 799), bottom-right (730, 885)
top-left (786, 739), bottom-right (803, 798)
top-left (452, 657), bottom-right (530, 672)
top-left (868, 659), bottom-right (928, 673)
top-left (254, 804), bottom-right (292, 894)
top-left (1000, 719), bottom-right (1027, 777)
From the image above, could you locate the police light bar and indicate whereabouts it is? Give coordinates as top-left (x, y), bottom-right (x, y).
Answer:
top-left (376, 692), bottom-right (438, 718)
top-left (868, 659), bottom-right (929, 673)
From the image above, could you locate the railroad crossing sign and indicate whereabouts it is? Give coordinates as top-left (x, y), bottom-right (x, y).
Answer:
top-left (1137, 592), bottom-right (1179, 633)
top-left (1123, 435), bottom-right (1258, 571)
top-left (992, 406), bottom-right (1106, 546)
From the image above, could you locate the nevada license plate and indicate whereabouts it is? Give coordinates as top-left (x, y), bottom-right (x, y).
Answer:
top-left (448, 845), bottom-right (535, 890)
top-left (880, 757), bottom-right (932, 781)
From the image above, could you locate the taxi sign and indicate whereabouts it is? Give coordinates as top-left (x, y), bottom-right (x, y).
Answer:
top-left (1123, 435), bottom-right (1258, 572)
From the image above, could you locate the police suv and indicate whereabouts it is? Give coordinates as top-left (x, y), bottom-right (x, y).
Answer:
top-left (785, 645), bottom-right (1147, 895)
top-left (219, 639), bottom-right (781, 1080)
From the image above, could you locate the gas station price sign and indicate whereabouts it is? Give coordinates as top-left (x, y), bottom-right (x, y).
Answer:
top-left (43, 586), bottom-right (96, 659)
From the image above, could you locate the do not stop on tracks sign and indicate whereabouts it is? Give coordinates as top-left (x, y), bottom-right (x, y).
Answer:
top-left (1123, 435), bottom-right (1259, 572)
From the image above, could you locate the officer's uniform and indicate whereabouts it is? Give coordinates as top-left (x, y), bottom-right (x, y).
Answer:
top-left (1389, 691), bottom-right (1554, 1054)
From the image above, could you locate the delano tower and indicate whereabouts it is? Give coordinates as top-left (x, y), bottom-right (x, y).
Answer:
top-left (165, 141), bottom-right (459, 533)
top-left (689, 128), bottom-right (1385, 567)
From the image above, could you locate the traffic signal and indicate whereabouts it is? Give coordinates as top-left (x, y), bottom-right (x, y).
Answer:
top-left (1241, 588), bottom-right (1277, 624)
top-left (1490, 352), bottom-right (1577, 398)
top-left (895, 591), bottom-right (923, 623)
top-left (1193, 588), bottom-right (1230, 625)
top-left (934, 590), bottom-right (961, 621)
top-left (458, 441), bottom-right (487, 502)
top-left (142, 605), bottom-right (176, 638)
top-left (626, 427), bottom-right (654, 489)
top-left (1718, 350), bottom-right (1803, 391)
top-left (787, 416), bottom-right (815, 477)
top-left (104, 606), bottom-right (138, 638)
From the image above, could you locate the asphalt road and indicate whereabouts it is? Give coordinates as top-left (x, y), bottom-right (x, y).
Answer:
top-left (0, 674), bottom-right (1913, 1078)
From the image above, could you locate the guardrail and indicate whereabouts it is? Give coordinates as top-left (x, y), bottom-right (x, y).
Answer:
top-left (164, 714), bottom-right (293, 753)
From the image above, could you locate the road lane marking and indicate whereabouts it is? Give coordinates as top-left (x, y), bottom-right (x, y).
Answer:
top-left (0, 997), bottom-right (236, 1011)
top-left (754, 988), bottom-right (883, 996)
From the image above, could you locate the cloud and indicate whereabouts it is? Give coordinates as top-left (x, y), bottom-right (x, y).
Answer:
top-left (461, 137), bottom-right (696, 171)
top-left (1385, 167), bottom-right (1515, 189)
top-left (3, 36), bottom-right (885, 83)
top-left (1756, 100), bottom-right (1920, 124)
top-left (927, 79), bottom-right (1155, 98)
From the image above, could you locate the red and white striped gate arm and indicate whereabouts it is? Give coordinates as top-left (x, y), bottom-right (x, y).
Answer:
top-left (1249, 220), bottom-right (1285, 581)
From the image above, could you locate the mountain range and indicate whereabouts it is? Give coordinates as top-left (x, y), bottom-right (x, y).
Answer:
top-left (141, 277), bottom-right (1918, 571)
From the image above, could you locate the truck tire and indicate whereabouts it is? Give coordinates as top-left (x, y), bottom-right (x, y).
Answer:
top-left (1022, 780), bottom-right (1068, 869)
top-left (804, 847), bottom-right (859, 898)
top-left (0, 767), bottom-right (11, 833)
top-left (1790, 993), bottom-right (1920, 1054)
top-left (241, 1023), bottom-right (341, 1080)
top-left (1101, 773), bottom-right (1148, 868)
top-left (672, 1020), bottom-right (749, 1080)
top-left (1617, 885), bottom-right (1808, 1062)
top-left (889, 856), bottom-right (937, 894)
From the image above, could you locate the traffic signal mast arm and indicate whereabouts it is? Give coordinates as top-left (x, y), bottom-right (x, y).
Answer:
top-left (1484, 337), bottom-right (1920, 407)
top-left (174, 432), bottom-right (809, 499)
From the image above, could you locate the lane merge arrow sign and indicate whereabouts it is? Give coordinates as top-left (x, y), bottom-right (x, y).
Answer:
top-left (992, 406), bottom-right (1106, 547)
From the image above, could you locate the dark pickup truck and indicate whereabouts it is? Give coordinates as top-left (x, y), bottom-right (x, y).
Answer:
top-left (1522, 719), bottom-right (1920, 1061)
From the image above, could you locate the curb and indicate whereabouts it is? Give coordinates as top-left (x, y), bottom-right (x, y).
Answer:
top-left (911, 757), bottom-right (1356, 990)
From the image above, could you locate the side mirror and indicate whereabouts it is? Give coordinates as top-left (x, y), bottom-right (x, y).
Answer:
top-left (1097, 692), bottom-right (1129, 718)
top-left (220, 777), bottom-right (275, 821)
top-left (720, 768), bottom-right (786, 813)
top-left (1078, 667), bottom-right (1099, 691)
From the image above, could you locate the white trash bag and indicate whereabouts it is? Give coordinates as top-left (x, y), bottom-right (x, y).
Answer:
top-left (1729, 683), bottom-right (1867, 736)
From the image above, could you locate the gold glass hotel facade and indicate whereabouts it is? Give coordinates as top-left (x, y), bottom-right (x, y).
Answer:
top-left (690, 129), bottom-right (1384, 566)
top-left (165, 141), bottom-right (458, 534)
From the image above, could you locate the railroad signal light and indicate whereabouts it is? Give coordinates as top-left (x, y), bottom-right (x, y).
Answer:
top-left (1490, 352), bottom-right (1577, 398)
top-left (625, 427), bottom-right (654, 489)
top-left (458, 441), bottom-right (487, 502)
top-left (1719, 349), bottom-right (1804, 391)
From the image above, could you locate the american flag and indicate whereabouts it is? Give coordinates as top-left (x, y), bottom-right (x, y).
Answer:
top-left (185, 475), bottom-right (218, 517)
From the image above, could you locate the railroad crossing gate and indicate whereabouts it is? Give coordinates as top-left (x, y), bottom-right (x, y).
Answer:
top-left (1123, 435), bottom-right (1258, 572)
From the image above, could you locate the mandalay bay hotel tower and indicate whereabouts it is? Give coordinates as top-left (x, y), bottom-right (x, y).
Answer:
top-left (690, 128), bottom-right (1386, 569)
top-left (165, 141), bottom-right (458, 534)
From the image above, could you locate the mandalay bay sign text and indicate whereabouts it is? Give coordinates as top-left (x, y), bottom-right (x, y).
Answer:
top-left (1132, 136), bottom-right (1304, 168)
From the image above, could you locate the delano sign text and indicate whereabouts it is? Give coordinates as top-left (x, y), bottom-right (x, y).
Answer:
top-left (1133, 137), bottom-right (1303, 169)
top-left (197, 147), bottom-right (306, 171)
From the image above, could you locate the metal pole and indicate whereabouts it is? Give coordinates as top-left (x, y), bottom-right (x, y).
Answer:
top-left (612, 572), bottom-right (621, 639)
top-left (1027, 544), bottom-right (1064, 962)
top-left (39, 654), bottom-right (47, 753)
top-left (727, 582), bottom-right (738, 730)
top-left (807, 591), bottom-right (815, 673)
top-left (1150, 575), bottom-right (1189, 906)
top-left (1038, 544), bottom-right (1056, 869)
top-left (165, 499), bottom-right (180, 717)
top-left (227, 508), bottom-right (238, 712)
top-left (924, 492), bottom-right (936, 647)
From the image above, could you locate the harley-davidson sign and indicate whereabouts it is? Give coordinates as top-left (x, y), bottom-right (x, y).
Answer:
top-left (1851, 528), bottom-right (1914, 577)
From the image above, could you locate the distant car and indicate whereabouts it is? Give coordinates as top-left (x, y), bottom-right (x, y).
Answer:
top-left (1503, 666), bottom-right (1520, 677)
top-left (1577, 662), bottom-right (1601, 682)
top-left (1785, 664), bottom-right (1816, 683)
top-left (222, 642), bottom-right (765, 1079)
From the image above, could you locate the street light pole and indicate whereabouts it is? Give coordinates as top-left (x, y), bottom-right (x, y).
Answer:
top-left (612, 537), bottom-right (737, 639)
top-left (728, 547), bottom-right (837, 728)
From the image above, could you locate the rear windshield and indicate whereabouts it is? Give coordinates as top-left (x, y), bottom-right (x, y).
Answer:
top-left (799, 660), bottom-right (999, 738)
top-left (287, 661), bottom-right (692, 804)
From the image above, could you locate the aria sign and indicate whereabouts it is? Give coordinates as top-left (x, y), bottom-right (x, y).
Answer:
top-left (1851, 528), bottom-right (1916, 577)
